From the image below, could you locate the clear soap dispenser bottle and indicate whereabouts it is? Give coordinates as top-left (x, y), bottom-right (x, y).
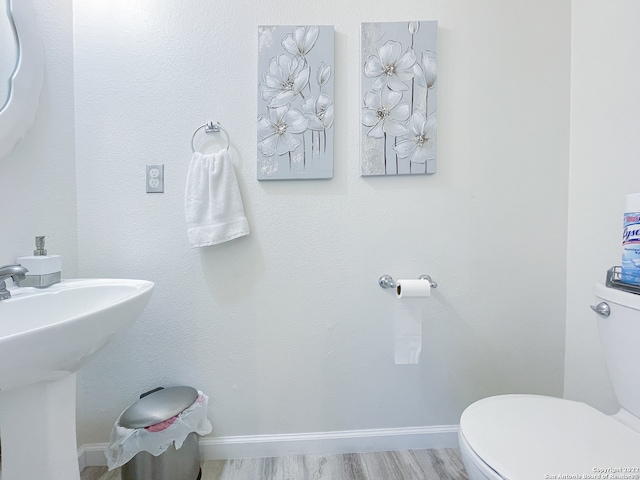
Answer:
top-left (16, 236), bottom-right (62, 287)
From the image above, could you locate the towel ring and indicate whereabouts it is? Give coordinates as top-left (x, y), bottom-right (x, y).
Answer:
top-left (191, 121), bottom-right (230, 153)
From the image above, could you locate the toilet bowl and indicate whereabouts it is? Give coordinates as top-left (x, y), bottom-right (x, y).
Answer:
top-left (459, 284), bottom-right (640, 480)
top-left (459, 394), bottom-right (640, 479)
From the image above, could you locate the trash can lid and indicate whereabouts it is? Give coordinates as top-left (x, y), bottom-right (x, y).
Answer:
top-left (119, 386), bottom-right (199, 429)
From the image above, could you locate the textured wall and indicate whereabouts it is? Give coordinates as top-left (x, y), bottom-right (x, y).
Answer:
top-left (0, 0), bottom-right (77, 278)
top-left (565, 1), bottom-right (640, 413)
top-left (73, 0), bottom-right (571, 445)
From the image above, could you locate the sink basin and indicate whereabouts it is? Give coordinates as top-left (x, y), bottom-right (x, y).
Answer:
top-left (0, 278), bottom-right (154, 480)
top-left (0, 278), bottom-right (154, 392)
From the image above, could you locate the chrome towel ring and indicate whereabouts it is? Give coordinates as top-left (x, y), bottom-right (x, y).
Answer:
top-left (191, 121), bottom-right (230, 153)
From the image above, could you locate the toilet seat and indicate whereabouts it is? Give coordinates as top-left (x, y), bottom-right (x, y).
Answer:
top-left (458, 431), bottom-right (503, 480)
top-left (459, 394), bottom-right (640, 480)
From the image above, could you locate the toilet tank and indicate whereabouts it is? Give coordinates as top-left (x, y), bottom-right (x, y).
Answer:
top-left (594, 283), bottom-right (640, 419)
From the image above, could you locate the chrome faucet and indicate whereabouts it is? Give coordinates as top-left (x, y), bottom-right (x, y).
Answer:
top-left (0, 264), bottom-right (29, 300)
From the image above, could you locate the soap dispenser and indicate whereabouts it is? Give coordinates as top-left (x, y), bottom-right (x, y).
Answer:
top-left (17, 236), bottom-right (62, 287)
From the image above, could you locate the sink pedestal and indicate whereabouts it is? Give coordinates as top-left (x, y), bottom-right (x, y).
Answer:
top-left (0, 373), bottom-right (81, 480)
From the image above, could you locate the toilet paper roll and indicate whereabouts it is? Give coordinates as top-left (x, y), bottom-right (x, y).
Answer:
top-left (396, 279), bottom-right (431, 298)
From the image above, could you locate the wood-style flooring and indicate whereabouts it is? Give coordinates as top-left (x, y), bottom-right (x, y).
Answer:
top-left (81, 449), bottom-right (469, 480)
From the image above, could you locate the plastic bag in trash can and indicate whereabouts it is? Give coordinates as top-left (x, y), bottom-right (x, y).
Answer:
top-left (106, 390), bottom-right (212, 470)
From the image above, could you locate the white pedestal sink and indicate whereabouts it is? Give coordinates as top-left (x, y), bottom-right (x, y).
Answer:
top-left (0, 278), bottom-right (154, 480)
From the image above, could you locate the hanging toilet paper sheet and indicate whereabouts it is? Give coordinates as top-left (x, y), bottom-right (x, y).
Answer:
top-left (393, 280), bottom-right (430, 364)
top-left (394, 299), bottom-right (423, 364)
top-left (105, 391), bottom-right (213, 470)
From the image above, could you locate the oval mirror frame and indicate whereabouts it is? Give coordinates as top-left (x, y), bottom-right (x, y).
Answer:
top-left (0, 0), bottom-right (44, 160)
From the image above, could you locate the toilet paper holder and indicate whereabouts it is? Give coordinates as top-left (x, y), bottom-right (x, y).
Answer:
top-left (378, 274), bottom-right (438, 289)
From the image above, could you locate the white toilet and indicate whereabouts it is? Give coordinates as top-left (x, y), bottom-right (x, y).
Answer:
top-left (459, 283), bottom-right (640, 480)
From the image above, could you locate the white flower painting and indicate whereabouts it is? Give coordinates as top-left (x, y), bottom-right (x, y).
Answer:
top-left (258, 25), bottom-right (335, 180)
top-left (361, 21), bottom-right (437, 176)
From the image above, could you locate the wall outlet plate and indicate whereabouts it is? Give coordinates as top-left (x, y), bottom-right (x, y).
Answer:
top-left (146, 164), bottom-right (164, 193)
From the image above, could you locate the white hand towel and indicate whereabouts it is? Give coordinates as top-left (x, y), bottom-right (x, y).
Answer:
top-left (185, 149), bottom-right (250, 247)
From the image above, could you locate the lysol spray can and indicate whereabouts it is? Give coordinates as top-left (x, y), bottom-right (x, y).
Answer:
top-left (621, 193), bottom-right (640, 285)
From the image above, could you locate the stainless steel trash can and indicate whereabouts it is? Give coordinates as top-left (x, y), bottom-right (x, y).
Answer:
top-left (119, 386), bottom-right (202, 480)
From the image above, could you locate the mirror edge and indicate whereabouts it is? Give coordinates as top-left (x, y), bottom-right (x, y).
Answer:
top-left (0, 0), bottom-right (44, 160)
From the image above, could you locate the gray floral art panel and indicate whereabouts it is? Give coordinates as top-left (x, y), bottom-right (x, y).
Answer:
top-left (257, 25), bottom-right (335, 180)
top-left (361, 21), bottom-right (437, 176)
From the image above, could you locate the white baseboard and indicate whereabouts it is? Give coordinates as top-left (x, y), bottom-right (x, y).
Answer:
top-left (78, 424), bottom-right (460, 467)
top-left (78, 443), bottom-right (110, 470)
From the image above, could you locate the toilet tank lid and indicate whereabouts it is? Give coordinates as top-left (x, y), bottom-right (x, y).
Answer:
top-left (119, 386), bottom-right (199, 428)
top-left (459, 394), bottom-right (640, 479)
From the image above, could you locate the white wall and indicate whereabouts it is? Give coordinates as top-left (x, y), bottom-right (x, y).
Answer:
top-left (0, 0), bottom-right (77, 277)
top-left (565, 1), bottom-right (640, 413)
top-left (72, 0), bottom-right (571, 447)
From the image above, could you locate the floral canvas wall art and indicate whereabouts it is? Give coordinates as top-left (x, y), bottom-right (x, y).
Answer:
top-left (361, 21), bottom-right (437, 176)
top-left (257, 25), bottom-right (335, 180)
